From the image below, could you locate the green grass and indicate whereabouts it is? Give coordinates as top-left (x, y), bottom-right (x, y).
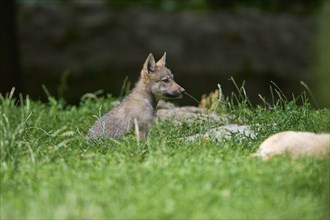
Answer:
top-left (1, 87), bottom-right (329, 219)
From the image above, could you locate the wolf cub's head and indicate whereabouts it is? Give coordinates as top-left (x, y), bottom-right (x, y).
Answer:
top-left (141, 52), bottom-right (185, 100)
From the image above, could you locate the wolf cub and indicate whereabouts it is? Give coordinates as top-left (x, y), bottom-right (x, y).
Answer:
top-left (87, 52), bottom-right (185, 140)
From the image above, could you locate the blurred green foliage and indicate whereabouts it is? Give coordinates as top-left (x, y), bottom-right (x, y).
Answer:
top-left (313, 1), bottom-right (330, 108)
top-left (19, 0), bottom-right (323, 13)
top-left (105, 0), bottom-right (322, 13)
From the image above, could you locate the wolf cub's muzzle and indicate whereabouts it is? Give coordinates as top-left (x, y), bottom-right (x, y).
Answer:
top-left (164, 86), bottom-right (185, 99)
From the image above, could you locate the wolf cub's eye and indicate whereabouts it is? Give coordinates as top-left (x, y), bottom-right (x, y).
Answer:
top-left (162, 78), bottom-right (170, 83)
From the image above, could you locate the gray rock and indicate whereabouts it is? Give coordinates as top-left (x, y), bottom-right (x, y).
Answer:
top-left (156, 103), bottom-right (226, 123)
top-left (186, 124), bottom-right (256, 141)
top-left (156, 102), bottom-right (252, 142)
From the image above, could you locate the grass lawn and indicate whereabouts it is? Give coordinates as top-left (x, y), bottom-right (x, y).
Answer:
top-left (1, 88), bottom-right (329, 219)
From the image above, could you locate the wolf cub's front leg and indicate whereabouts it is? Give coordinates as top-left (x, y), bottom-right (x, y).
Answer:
top-left (138, 130), bottom-right (147, 141)
top-left (134, 119), bottom-right (150, 141)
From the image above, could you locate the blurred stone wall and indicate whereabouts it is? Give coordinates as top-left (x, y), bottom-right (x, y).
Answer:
top-left (18, 2), bottom-right (316, 104)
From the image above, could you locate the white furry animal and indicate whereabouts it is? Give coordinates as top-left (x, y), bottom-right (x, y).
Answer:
top-left (253, 131), bottom-right (330, 160)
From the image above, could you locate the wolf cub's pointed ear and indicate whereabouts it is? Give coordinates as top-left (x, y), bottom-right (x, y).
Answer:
top-left (156, 52), bottom-right (166, 67)
top-left (143, 53), bottom-right (156, 73)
